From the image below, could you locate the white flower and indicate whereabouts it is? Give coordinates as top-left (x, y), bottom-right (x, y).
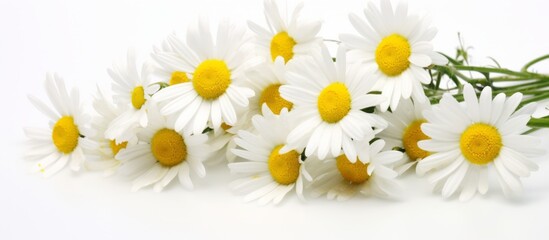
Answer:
top-left (245, 57), bottom-right (294, 116)
top-left (206, 126), bottom-right (239, 165)
top-left (85, 86), bottom-right (135, 175)
top-left (310, 139), bottom-right (403, 201)
top-left (105, 50), bottom-right (152, 143)
top-left (116, 104), bottom-right (211, 192)
top-left (152, 18), bottom-right (254, 134)
top-left (377, 98), bottom-right (431, 174)
top-left (417, 84), bottom-right (544, 200)
top-left (228, 105), bottom-right (312, 205)
top-left (340, 0), bottom-right (447, 111)
top-left (248, 0), bottom-right (322, 64)
top-left (25, 73), bottom-right (95, 177)
top-left (151, 33), bottom-right (192, 88)
top-left (205, 109), bottom-right (249, 165)
top-left (280, 45), bottom-right (387, 160)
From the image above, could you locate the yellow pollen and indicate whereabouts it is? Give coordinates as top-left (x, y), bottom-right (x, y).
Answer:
top-left (193, 59), bottom-right (231, 100)
top-left (460, 123), bottom-right (502, 165)
top-left (52, 116), bottom-right (79, 154)
top-left (268, 145), bottom-right (301, 185)
top-left (270, 32), bottom-right (296, 63)
top-left (336, 155), bottom-right (370, 184)
top-left (169, 71), bottom-right (189, 85)
top-left (259, 84), bottom-right (293, 114)
top-left (402, 119), bottom-right (430, 161)
top-left (151, 128), bottom-right (187, 167)
top-left (317, 82), bottom-right (351, 123)
top-left (375, 34), bottom-right (411, 76)
top-left (221, 123), bottom-right (232, 131)
top-left (131, 86), bottom-right (146, 109)
top-left (109, 140), bottom-right (128, 156)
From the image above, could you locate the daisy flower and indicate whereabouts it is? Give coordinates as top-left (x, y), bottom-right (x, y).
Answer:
top-left (279, 45), bottom-right (387, 160)
top-left (207, 126), bottom-right (239, 165)
top-left (377, 98), bottom-right (432, 174)
top-left (248, 0), bottom-right (322, 63)
top-left (25, 73), bottom-right (94, 177)
top-left (228, 105), bottom-right (312, 205)
top-left (85, 86), bottom-right (135, 175)
top-left (310, 139), bottom-right (403, 201)
top-left (116, 104), bottom-right (211, 192)
top-left (417, 84), bottom-right (543, 200)
top-left (105, 50), bottom-right (152, 143)
top-left (245, 57), bottom-right (293, 116)
top-left (206, 70), bottom-right (284, 165)
top-left (340, 0), bottom-right (448, 111)
top-left (207, 101), bottom-right (255, 165)
top-left (152, 18), bottom-right (254, 134)
top-left (151, 33), bottom-right (191, 88)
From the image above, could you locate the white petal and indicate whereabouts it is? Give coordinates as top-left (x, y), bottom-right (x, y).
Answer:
top-left (459, 167), bottom-right (479, 201)
top-left (409, 54), bottom-right (432, 67)
top-left (463, 84), bottom-right (480, 122)
top-left (178, 163), bottom-right (194, 189)
top-left (441, 160), bottom-right (468, 198)
top-left (478, 87), bottom-right (493, 123)
top-left (494, 158), bottom-right (522, 195)
top-left (244, 182), bottom-right (278, 202)
top-left (44, 154), bottom-right (69, 178)
top-left (428, 156), bottom-right (464, 184)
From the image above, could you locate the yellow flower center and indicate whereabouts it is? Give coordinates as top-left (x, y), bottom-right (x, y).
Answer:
top-left (221, 123), bottom-right (232, 131)
top-left (131, 86), bottom-right (146, 109)
top-left (460, 123), bottom-right (502, 165)
top-left (270, 32), bottom-right (296, 63)
top-left (52, 116), bottom-right (79, 154)
top-left (109, 140), bottom-right (128, 156)
top-left (268, 145), bottom-right (301, 185)
top-left (259, 84), bottom-right (293, 114)
top-left (375, 34), bottom-right (411, 76)
top-left (151, 128), bottom-right (187, 167)
top-left (402, 119), bottom-right (430, 161)
top-left (193, 59), bottom-right (231, 100)
top-left (317, 82), bottom-right (351, 123)
top-left (170, 71), bottom-right (189, 85)
top-left (336, 155), bottom-right (370, 184)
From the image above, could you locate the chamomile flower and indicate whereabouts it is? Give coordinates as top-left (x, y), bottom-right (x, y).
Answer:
top-left (151, 33), bottom-right (191, 87)
top-left (207, 125), bottom-right (239, 165)
top-left (279, 45), bottom-right (387, 160)
top-left (340, 0), bottom-right (448, 111)
top-left (85, 86), bottom-right (135, 175)
top-left (245, 57), bottom-right (293, 116)
top-left (206, 100), bottom-right (255, 165)
top-left (152, 19), bottom-right (254, 134)
top-left (310, 139), bottom-right (403, 201)
top-left (378, 98), bottom-right (431, 174)
top-left (228, 105), bottom-right (312, 205)
top-left (105, 50), bottom-right (152, 143)
top-left (25, 73), bottom-right (94, 177)
top-left (248, 0), bottom-right (322, 63)
top-left (116, 104), bottom-right (211, 192)
top-left (417, 84), bottom-right (543, 200)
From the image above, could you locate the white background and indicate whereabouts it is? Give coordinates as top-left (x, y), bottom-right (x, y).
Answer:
top-left (2, 0), bottom-right (549, 239)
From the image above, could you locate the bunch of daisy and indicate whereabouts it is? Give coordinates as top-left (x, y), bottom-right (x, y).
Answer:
top-left (25, 0), bottom-right (549, 204)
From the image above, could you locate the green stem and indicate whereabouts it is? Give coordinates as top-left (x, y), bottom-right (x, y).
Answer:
top-left (527, 117), bottom-right (549, 128)
top-left (468, 76), bottom-right (539, 83)
top-left (451, 65), bottom-right (546, 79)
top-left (519, 92), bottom-right (549, 107)
top-left (493, 80), bottom-right (549, 93)
top-left (523, 128), bottom-right (541, 134)
top-left (522, 54), bottom-right (549, 72)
